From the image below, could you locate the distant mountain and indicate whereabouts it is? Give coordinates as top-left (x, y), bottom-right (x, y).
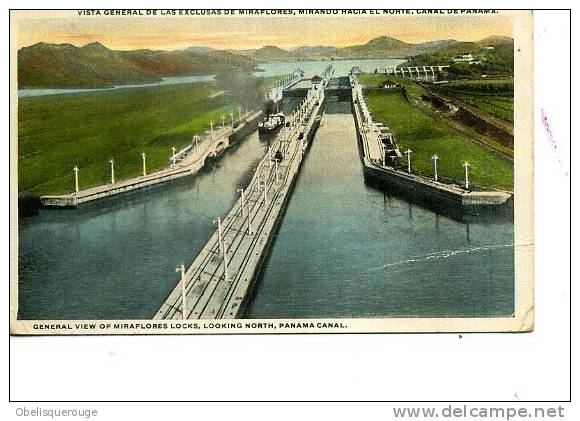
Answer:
top-left (337, 37), bottom-right (464, 59)
top-left (18, 42), bottom-right (160, 89)
top-left (18, 42), bottom-right (257, 89)
top-left (414, 39), bottom-right (459, 51)
top-left (183, 46), bottom-right (216, 54)
top-left (120, 49), bottom-right (256, 77)
top-left (249, 46), bottom-right (297, 62)
top-left (478, 36), bottom-right (514, 45)
top-left (339, 36), bottom-right (411, 58)
top-left (18, 35), bottom-right (514, 89)
top-left (292, 45), bottom-right (341, 60)
top-left (238, 36), bottom-right (463, 62)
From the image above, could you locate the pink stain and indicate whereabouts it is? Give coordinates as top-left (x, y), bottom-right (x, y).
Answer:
top-left (541, 108), bottom-right (566, 173)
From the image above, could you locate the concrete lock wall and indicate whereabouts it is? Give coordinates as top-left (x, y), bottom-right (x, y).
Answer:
top-left (349, 77), bottom-right (512, 218)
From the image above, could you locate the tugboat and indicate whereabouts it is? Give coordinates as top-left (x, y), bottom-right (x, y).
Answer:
top-left (258, 112), bottom-right (285, 138)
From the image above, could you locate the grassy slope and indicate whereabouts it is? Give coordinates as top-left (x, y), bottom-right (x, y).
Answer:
top-left (434, 79), bottom-right (514, 122)
top-left (360, 74), bottom-right (515, 154)
top-left (400, 42), bottom-right (514, 77)
top-left (453, 93), bottom-right (514, 122)
top-left (361, 87), bottom-right (513, 190)
top-left (18, 83), bottom-right (244, 195)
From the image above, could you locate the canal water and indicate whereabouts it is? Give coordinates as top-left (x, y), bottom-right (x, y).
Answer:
top-left (255, 58), bottom-right (405, 79)
top-left (18, 132), bottom-right (267, 319)
top-left (18, 63), bottom-right (514, 320)
top-left (246, 112), bottom-right (514, 318)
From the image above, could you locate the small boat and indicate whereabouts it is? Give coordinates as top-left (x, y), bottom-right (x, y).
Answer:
top-left (258, 113), bottom-right (285, 137)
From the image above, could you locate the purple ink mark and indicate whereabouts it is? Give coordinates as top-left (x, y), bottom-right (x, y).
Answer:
top-left (541, 108), bottom-right (568, 175)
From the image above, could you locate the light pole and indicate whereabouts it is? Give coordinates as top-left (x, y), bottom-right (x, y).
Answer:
top-left (246, 199), bottom-right (254, 235)
top-left (109, 159), bottom-right (115, 184)
top-left (222, 244), bottom-right (229, 283)
top-left (238, 107), bottom-right (241, 121)
top-left (213, 217), bottom-right (224, 256)
top-left (210, 121), bottom-right (214, 139)
top-left (212, 218), bottom-right (229, 282)
top-left (193, 135), bottom-right (200, 150)
top-left (176, 264), bottom-right (186, 320)
top-left (230, 112), bottom-right (234, 128)
top-left (262, 176), bottom-right (268, 205)
top-left (73, 166), bottom-right (79, 193)
top-left (141, 152), bottom-right (147, 176)
top-left (172, 147), bottom-right (176, 166)
top-left (221, 114), bottom-right (225, 128)
top-left (237, 187), bottom-right (245, 217)
top-left (245, 107), bottom-right (248, 118)
top-left (431, 154), bottom-right (439, 181)
top-left (463, 162), bottom-right (471, 189)
top-left (274, 158), bottom-right (280, 182)
top-left (405, 150), bottom-right (413, 173)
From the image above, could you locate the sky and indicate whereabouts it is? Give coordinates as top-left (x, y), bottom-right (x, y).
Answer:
top-left (15, 11), bottom-right (513, 51)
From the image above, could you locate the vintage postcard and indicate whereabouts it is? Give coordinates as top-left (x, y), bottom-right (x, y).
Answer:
top-left (9, 9), bottom-right (533, 334)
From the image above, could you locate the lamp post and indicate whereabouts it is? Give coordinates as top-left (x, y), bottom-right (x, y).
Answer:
top-left (172, 146), bottom-right (176, 166)
top-left (237, 187), bottom-right (245, 217)
top-left (262, 176), bottom-right (268, 205)
top-left (213, 217), bottom-right (224, 256)
top-left (246, 198), bottom-right (254, 235)
top-left (141, 152), bottom-right (147, 176)
top-left (431, 154), bottom-right (439, 181)
top-left (221, 114), bottom-right (225, 128)
top-left (212, 218), bottom-right (229, 282)
top-left (192, 135), bottom-right (200, 150)
top-left (238, 107), bottom-right (241, 121)
top-left (210, 121), bottom-right (214, 139)
top-left (73, 166), bottom-right (79, 193)
top-left (405, 150), bottom-right (413, 173)
top-left (230, 112), bottom-right (234, 128)
top-left (222, 245), bottom-right (229, 283)
top-left (175, 263), bottom-right (186, 320)
top-left (109, 159), bottom-right (115, 184)
top-left (274, 158), bottom-right (280, 182)
top-left (463, 162), bottom-right (471, 190)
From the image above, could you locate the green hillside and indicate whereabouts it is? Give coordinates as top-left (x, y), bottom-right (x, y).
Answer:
top-left (18, 83), bottom-right (243, 195)
top-left (401, 38), bottom-right (514, 77)
top-left (18, 42), bottom-right (257, 89)
top-left (363, 88), bottom-right (513, 190)
top-left (18, 42), bottom-right (160, 88)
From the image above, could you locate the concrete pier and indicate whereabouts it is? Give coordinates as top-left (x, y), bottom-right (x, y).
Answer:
top-left (40, 111), bottom-right (262, 208)
top-left (350, 73), bottom-right (512, 210)
top-left (155, 86), bottom-right (326, 320)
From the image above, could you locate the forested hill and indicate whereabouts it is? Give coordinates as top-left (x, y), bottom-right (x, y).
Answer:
top-left (18, 42), bottom-right (257, 89)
